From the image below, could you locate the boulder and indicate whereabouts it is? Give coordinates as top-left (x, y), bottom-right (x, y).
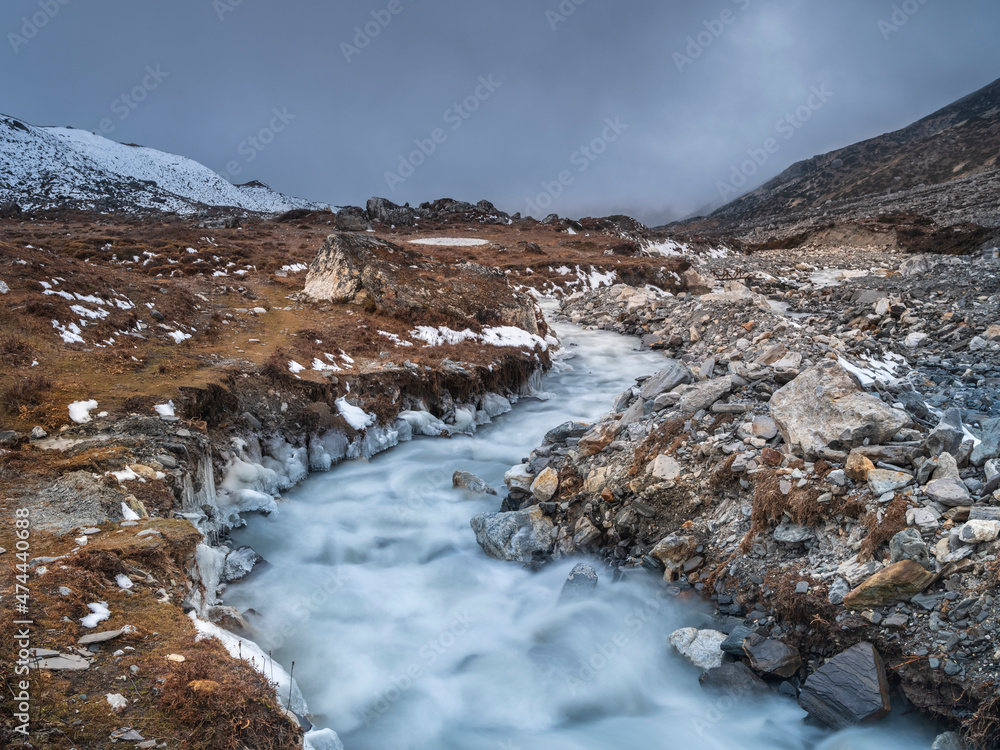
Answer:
top-left (578, 423), bottom-right (616, 457)
top-left (888, 529), bottom-right (932, 570)
top-left (742, 633), bottom-right (801, 678)
top-left (503, 464), bottom-right (534, 493)
top-left (638, 360), bottom-right (693, 400)
top-left (924, 478), bottom-right (971, 507)
top-left (530, 467), bottom-right (560, 502)
top-left (365, 196), bottom-right (416, 226)
top-left (720, 626), bottom-right (755, 656)
top-left (544, 421), bottom-right (591, 443)
top-left (769, 361), bottom-right (909, 458)
top-left (333, 206), bottom-right (371, 231)
top-left (958, 520), bottom-right (1000, 544)
top-left (799, 642), bottom-right (891, 730)
top-left (452, 470), bottom-right (497, 496)
top-left (558, 563), bottom-right (598, 604)
top-left (673, 375), bottom-right (735, 414)
top-left (845, 452), bottom-right (875, 482)
top-left (699, 663), bottom-right (770, 697)
top-left (842, 560), bottom-right (935, 610)
top-left (925, 409), bottom-right (966, 457)
top-left (971, 417), bottom-right (1000, 467)
top-left (668, 628), bottom-right (726, 670)
top-left (650, 533), bottom-right (697, 577)
top-left (470, 506), bottom-right (555, 562)
top-left (899, 254), bottom-right (937, 276)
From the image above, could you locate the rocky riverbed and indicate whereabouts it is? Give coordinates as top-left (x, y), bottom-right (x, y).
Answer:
top-left (471, 247), bottom-right (1000, 747)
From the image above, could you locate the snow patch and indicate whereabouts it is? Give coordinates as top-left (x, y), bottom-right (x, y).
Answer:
top-left (68, 400), bottom-right (99, 423)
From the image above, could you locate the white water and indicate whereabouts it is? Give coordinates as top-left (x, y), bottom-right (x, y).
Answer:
top-left (226, 321), bottom-right (937, 750)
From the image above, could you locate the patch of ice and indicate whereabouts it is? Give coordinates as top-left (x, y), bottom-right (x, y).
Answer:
top-left (408, 237), bottom-right (489, 247)
top-left (153, 401), bottom-right (176, 418)
top-left (69, 399), bottom-right (99, 423)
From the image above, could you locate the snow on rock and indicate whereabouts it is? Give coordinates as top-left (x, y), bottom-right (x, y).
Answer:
top-left (121, 502), bottom-right (141, 521)
top-left (305, 729), bottom-right (346, 750)
top-left (336, 397), bottom-right (375, 430)
top-left (189, 611), bottom-right (308, 715)
top-left (0, 280), bottom-right (9, 294)
top-left (68, 399), bottom-right (99, 423)
top-left (81, 602), bottom-right (110, 628)
top-left (410, 325), bottom-right (548, 350)
top-left (0, 115), bottom-right (327, 214)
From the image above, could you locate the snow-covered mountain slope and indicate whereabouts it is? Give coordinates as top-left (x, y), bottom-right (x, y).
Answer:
top-left (0, 114), bottom-right (328, 214)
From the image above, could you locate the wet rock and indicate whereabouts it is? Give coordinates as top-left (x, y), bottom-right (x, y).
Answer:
top-left (842, 560), bottom-right (935, 610)
top-left (223, 546), bottom-right (264, 582)
top-left (471, 506), bottom-right (555, 563)
top-left (742, 633), bottom-right (802, 678)
top-left (958, 520), bottom-right (1000, 544)
top-left (925, 478), bottom-right (971, 507)
top-left (558, 563), bottom-right (598, 603)
top-left (798, 642), bottom-right (891, 730)
top-left (720, 626), bottom-right (755, 656)
top-left (769, 361), bottom-right (909, 458)
top-left (452, 470), bottom-right (497, 496)
top-left (544, 421), bottom-right (591, 443)
top-left (931, 731), bottom-right (966, 750)
top-left (889, 529), bottom-right (931, 570)
top-left (638, 360), bottom-right (693, 400)
top-left (699, 663), bottom-right (770, 697)
top-left (668, 628), bottom-right (726, 670)
top-left (530, 467), bottom-right (560, 502)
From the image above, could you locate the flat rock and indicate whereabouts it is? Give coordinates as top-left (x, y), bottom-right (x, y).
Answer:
top-left (720, 626), bottom-right (755, 656)
top-left (638, 360), bottom-right (693, 400)
top-left (866, 469), bottom-right (913, 496)
top-left (673, 376), bottom-right (734, 414)
top-left (842, 560), bottom-right (935, 610)
top-left (925, 478), bottom-right (971, 507)
top-left (32, 654), bottom-right (90, 670)
top-left (774, 521), bottom-right (813, 544)
top-left (650, 454), bottom-right (681, 481)
top-left (769, 361), bottom-right (909, 458)
top-left (78, 629), bottom-right (124, 646)
top-left (798, 642), bottom-right (891, 730)
top-left (668, 628), bottom-right (726, 670)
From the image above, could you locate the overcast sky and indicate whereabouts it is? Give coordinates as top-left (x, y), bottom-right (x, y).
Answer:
top-left (4, 0), bottom-right (999, 223)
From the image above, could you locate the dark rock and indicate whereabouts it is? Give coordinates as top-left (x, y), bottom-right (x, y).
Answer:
top-left (720, 626), bottom-right (755, 656)
top-left (971, 417), bottom-right (1000, 467)
top-left (544, 421), bottom-right (591, 443)
top-left (334, 206), bottom-right (371, 231)
top-left (888, 529), bottom-right (932, 570)
top-left (742, 633), bottom-right (802, 678)
top-left (452, 470), bottom-right (497, 496)
top-left (699, 663), bottom-right (770, 697)
top-left (924, 409), bottom-right (966, 457)
top-left (798, 642), bottom-right (891, 730)
top-left (0, 431), bottom-right (19, 446)
top-left (638, 360), bottom-right (693, 400)
top-left (558, 563), bottom-right (598, 603)
top-left (366, 196), bottom-right (416, 226)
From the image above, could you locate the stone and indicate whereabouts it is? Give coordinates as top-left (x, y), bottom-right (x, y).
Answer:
top-left (842, 560), bottom-right (936, 610)
top-left (106, 693), bottom-right (129, 712)
top-left (931, 731), bottom-right (967, 750)
top-left (752, 416), bottom-right (778, 440)
top-left (845, 452), bottom-right (875, 481)
top-left (32, 654), bottom-right (90, 670)
top-left (544, 421), bottom-right (591, 443)
top-left (672, 375), bottom-right (735, 414)
top-left (986, 325), bottom-right (1000, 341)
top-left (578, 423), bottom-right (616, 457)
top-left (925, 478), bottom-right (971, 507)
top-left (969, 336), bottom-right (988, 352)
top-left (650, 533), bottom-right (697, 577)
top-left (720, 626), bottom-right (755, 656)
top-left (452, 470), bottom-right (497, 496)
top-left (931, 452), bottom-right (961, 482)
top-left (925, 409), bottom-right (966, 458)
top-left (889, 529), bottom-right (932, 570)
top-left (366, 196), bottom-right (416, 226)
top-left (907, 506), bottom-right (942, 528)
top-left (798, 642), bottom-right (891, 730)
top-left (470, 506), bottom-right (555, 563)
top-left (224, 546), bottom-right (264, 582)
top-left (958, 520), bottom-right (1000, 544)
top-left (899, 255), bottom-right (937, 276)
top-left (904, 332), bottom-right (928, 349)
top-left (668, 628), bottom-right (726, 670)
top-left (866, 469), bottom-right (913, 496)
top-left (828, 577), bottom-right (851, 605)
top-left (699, 663), bottom-right (770, 697)
top-left (971, 418), bottom-right (1000, 467)
top-left (638, 360), bottom-right (693, 400)
top-left (78, 629), bottom-right (124, 646)
top-left (650, 455), bottom-right (682, 481)
top-left (558, 563), bottom-right (598, 603)
top-left (530, 467), bottom-right (560, 502)
top-left (742, 633), bottom-right (802, 678)
top-left (503, 464), bottom-right (534, 493)
top-left (769, 361), bottom-right (909, 458)
top-left (774, 521), bottom-right (813, 544)
top-left (30, 426), bottom-right (47, 439)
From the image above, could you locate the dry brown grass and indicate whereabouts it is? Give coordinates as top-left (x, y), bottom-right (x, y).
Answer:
top-left (859, 495), bottom-right (912, 562)
top-left (0, 373), bottom-right (52, 417)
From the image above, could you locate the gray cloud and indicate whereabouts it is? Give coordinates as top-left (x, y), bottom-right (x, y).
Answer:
top-left (4, 0), bottom-right (998, 223)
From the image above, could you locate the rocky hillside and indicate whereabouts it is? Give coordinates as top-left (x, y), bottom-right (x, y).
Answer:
top-left (0, 114), bottom-right (327, 215)
top-left (678, 77), bottom-right (1000, 241)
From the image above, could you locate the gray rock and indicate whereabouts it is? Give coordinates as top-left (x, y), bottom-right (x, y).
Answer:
top-left (958, 520), bottom-right (1000, 544)
top-left (931, 731), bottom-right (966, 750)
top-left (224, 546), bottom-right (264, 582)
top-left (544, 421), bottom-right (591, 443)
top-left (334, 206), bottom-right (371, 231)
top-left (769, 362), bottom-right (909, 458)
top-left (366, 196), bottom-right (416, 226)
top-left (742, 633), bottom-right (801, 678)
top-left (924, 409), bottom-right (966, 457)
top-left (0, 431), bottom-right (18, 446)
top-left (798, 642), bottom-right (891, 730)
top-left (866, 469), bottom-right (913, 496)
top-left (78, 629), bottom-right (124, 646)
top-left (925, 478), bottom-right (972, 507)
top-left (752, 416), bottom-right (779, 440)
top-left (889, 529), bottom-right (931, 570)
top-left (558, 563), bottom-right (598, 603)
top-left (828, 577), bottom-right (851, 605)
top-left (452, 470), bottom-right (497, 496)
top-left (471, 506), bottom-right (555, 562)
top-left (673, 375), bottom-right (735, 414)
top-left (774, 521), bottom-right (814, 544)
top-left (699, 663), bottom-right (770, 697)
top-left (32, 654), bottom-right (90, 670)
top-left (971, 417), bottom-right (1000, 467)
top-left (30, 426), bottom-right (47, 439)
top-left (720, 626), bottom-right (755, 656)
top-left (638, 360), bottom-right (693, 400)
